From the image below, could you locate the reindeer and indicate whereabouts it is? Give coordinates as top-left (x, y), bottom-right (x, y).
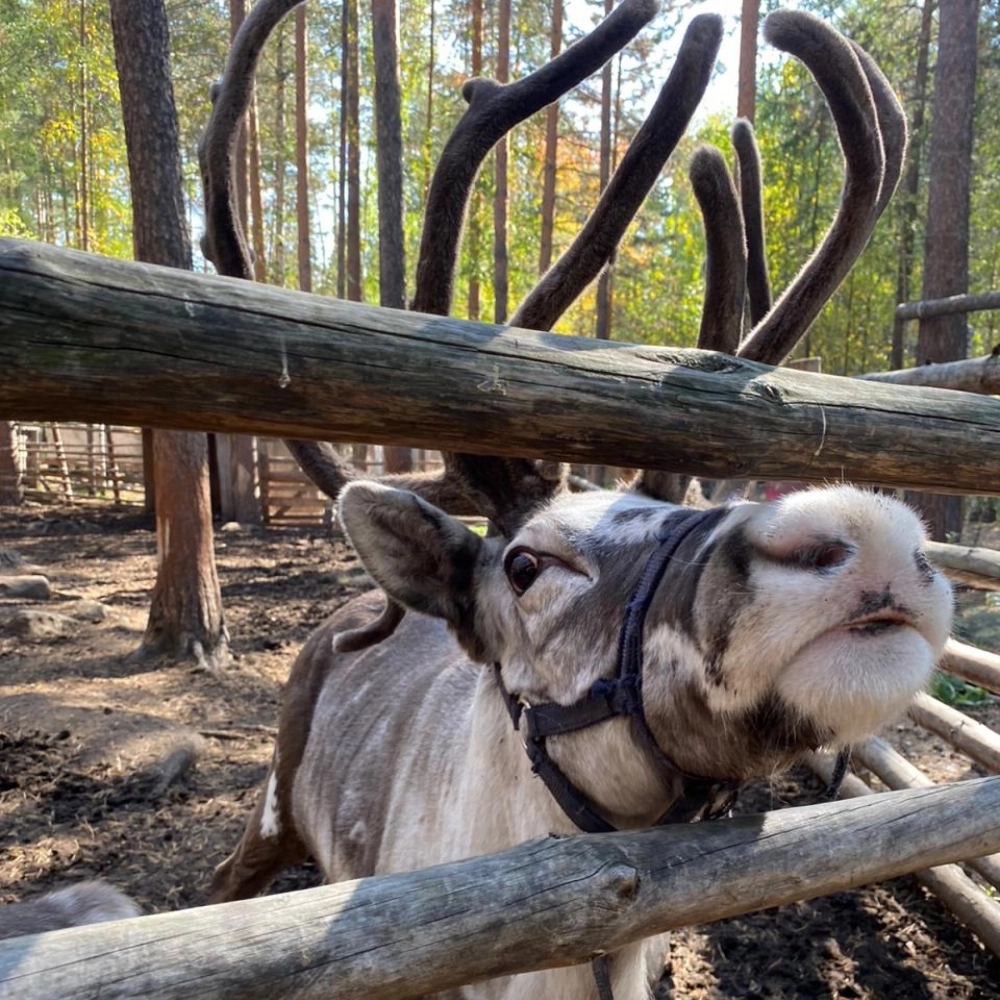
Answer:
top-left (199, 4), bottom-right (952, 998)
top-left (0, 882), bottom-right (140, 941)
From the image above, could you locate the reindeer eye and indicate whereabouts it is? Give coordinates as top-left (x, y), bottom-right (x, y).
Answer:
top-left (504, 548), bottom-right (542, 596)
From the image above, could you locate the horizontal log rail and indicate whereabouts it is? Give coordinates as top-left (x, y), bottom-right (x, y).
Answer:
top-left (895, 291), bottom-right (1000, 322)
top-left (806, 754), bottom-right (1000, 957)
top-left (853, 737), bottom-right (1000, 891)
top-left (2, 779), bottom-right (1000, 1000)
top-left (1, 240), bottom-right (1000, 494)
top-left (925, 540), bottom-right (1000, 591)
top-left (909, 692), bottom-right (1000, 773)
top-left (943, 639), bottom-right (1000, 696)
top-left (859, 351), bottom-right (1000, 395)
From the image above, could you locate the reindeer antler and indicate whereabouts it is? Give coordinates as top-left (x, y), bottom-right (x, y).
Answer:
top-left (201, 0), bottom-right (663, 532)
top-left (199, 0), bottom-right (302, 279)
top-left (510, 13), bottom-right (723, 331)
top-left (736, 10), bottom-right (907, 366)
top-left (633, 10), bottom-right (908, 503)
top-left (731, 119), bottom-right (771, 326)
top-left (413, 0), bottom-right (661, 317)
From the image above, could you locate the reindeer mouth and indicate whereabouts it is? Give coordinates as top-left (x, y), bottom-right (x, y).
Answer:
top-left (843, 610), bottom-right (917, 635)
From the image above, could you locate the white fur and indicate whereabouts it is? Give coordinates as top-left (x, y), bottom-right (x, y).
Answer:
top-left (260, 751), bottom-right (282, 839)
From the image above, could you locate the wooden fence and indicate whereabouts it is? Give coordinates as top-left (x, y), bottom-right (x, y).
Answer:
top-left (11, 423), bottom-right (145, 504)
top-left (257, 443), bottom-right (443, 527)
top-left (2, 778), bottom-right (1000, 1000)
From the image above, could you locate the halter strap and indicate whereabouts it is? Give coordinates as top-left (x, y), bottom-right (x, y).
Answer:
top-left (495, 504), bottom-right (740, 835)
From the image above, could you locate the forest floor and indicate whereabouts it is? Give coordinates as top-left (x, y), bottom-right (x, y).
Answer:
top-left (1, 501), bottom-right (999, 999)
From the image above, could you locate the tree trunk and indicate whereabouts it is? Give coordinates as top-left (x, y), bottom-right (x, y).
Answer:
top-left (295, 5), bottom-right (312, 293)
top-left (0, 421), bottom-right (23, 505)
top-left (907, 0), bottom-right (980, 541)
top-left (372, 0), bottom-right (405, 310)
top-left (737, 0), bottom-right (759, 122)
top-left (594, 0), bottom-right (614, 340)
top-left (109, 0), bottom-right (229, 670)
top-left (77, 0), bottom-right (89, 251)
top-left (538, 0), bottom-right (562, 276)
top-left (346, 0), bottom-right (362, 302)
top-left (424, 0), bottom-right (435, 201)
top-left (493, 0), bottom-right (511, 324)
top-left (890, 0), bottom-right (934, 370)
top-left (222, 0), bottom-right (263, 520)
top-left (336, 0), bottom-right (348, 299)
top-left (372, 0), bottom-right (410, 473)
top-left (466, 0), bottom-right (484, 321)
top-left (270, 27), bottom-right (288, 287)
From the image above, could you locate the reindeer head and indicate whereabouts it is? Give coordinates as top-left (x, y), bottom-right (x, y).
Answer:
top-left (339, 481), bottom-right (951, 784)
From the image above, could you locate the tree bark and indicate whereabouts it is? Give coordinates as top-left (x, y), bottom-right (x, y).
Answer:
top-left (294, 5), bottom-right (312, 293)
top-left (3, 239), bottom-right (1000, 497)
top-left (493, 0), bottom-right (511, 324)
top-left (594, 0), bottom-right (614, 340)
top-left (908, 0), bottom-right (980, 540)
top-left (737, 0), bottom-right (759, 122)
top-left (270, 26), bottom-right (288, 287)
top-left (0, 421), bottom-right (22, 505)
top-left (538, 0), bottom-right (563, 276)
top-left (77, 0), bottom-right (89, 251)
top-left (466, 0), bottom-right (484, 321)
top-left (346, 0), bottom-right (362, 302)
top-left (109, 0), bottom-right (229, 671)
top-left (371, 0), bottom-right (408, 473)
top-left (890, 0), bottom-right (934, 369)
top-left (372, 0), bottom-right (405, 310)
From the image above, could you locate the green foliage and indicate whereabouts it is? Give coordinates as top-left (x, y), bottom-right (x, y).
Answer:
top-left (929, 672), bottom-right (991, 708)
top-left (1, 0), bottom-right (997, 373)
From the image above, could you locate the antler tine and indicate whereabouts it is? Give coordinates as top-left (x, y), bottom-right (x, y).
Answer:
top-left (198, 0), bottom-right (482, 516)
top-left (411, 0), bottom-right (660, 317)
top-left (849, 40), bottom-right (908, 219)
top-left (510, 13), bottom-right (723, 332)
top-left (731, 118), bottom-right (772, 326)
top-left (632, 145), bottom-right (746, 506)
top-left (409, 0), bottom-right (659, 531)
top-left (736, 10), bottom-right (891, 367)
top-left (199, 0), bottom-right (302, 280)
top-left (690, 145), bottom-right (747, 355)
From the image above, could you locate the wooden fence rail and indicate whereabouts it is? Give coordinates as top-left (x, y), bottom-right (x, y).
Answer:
top-left (1, 240), bottom-right (1000, 495)
top-left (895, 291), bottom-right (1000, 322)
top-left (2, 779), bottom-right (999, 1000)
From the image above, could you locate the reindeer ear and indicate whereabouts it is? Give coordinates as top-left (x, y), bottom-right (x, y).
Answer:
top-left (337, 481), bottom-right (483, 624)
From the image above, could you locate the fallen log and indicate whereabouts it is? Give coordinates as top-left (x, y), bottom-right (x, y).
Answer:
top-left (2, 780), bottom-right (1000, 1000)
top-left (925, 540), bottom-right (1000, 591)
top-left (1, 239), bottom-right (1000, 494)
top-left (806, 753), bottom-right (1000, 957)
top-left (908, 692), bottom-right (1000, 773)
top-left (942, 639), bottom-right (1000, 696)
top-left (859, 352), bottom-right (1000, 394)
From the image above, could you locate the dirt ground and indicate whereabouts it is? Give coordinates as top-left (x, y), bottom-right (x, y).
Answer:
top-left (1, 501), bottom-right (999, 999)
